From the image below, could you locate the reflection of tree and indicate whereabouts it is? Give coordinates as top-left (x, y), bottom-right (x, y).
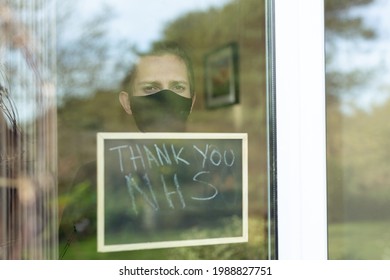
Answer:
top-left (56, 1), bottom-right (137, 193)
top-left (56, 1), bottom-right (137, 100)
top-left (325, 0), bottom-right (389, 225)
top-left (325, 0), bottom-right (377, 105)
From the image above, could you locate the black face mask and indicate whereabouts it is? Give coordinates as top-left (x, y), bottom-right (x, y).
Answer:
top-left (130, 89), bottom-right (192, 132)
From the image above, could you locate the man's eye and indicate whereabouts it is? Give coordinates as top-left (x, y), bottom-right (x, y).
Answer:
top-left (143, 86), bottom-right (160, 94)
top-left (172, 85), bottom-right (186, 93)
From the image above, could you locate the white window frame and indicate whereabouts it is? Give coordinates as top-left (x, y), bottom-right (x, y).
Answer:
top-left (273, 0), bottom-right (328, 259)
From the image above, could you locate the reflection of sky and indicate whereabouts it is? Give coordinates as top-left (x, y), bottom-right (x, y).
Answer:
top-left (17, 0), bottom-right (231, 122)
top-left (77, 0), bottom-right (390, 114)
top-left (330, 0), bottom-right (390, 71)
top-left (328, 0), bottom-right (390, 113)
top-left (77, 0), bottom-right (231, 51)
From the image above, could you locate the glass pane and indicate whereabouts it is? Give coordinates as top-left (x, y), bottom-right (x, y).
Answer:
top-left (0, 1), bottom-right (57, 259)
top-left (57, 0), bottom-right (273, 259)
top-left (326, 0), bottom-right (390, 259)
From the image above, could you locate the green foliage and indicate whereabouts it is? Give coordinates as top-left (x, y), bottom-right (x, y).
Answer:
top-left (60, 217), bottom-right (267, 260)
top-left (328, 221), bottom-right (390, 259)
top-left (174, 217), bottom-right (267, 260)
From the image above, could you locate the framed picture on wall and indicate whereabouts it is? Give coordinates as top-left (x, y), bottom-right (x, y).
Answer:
top-left (204, 42), bottom-right (239, 109)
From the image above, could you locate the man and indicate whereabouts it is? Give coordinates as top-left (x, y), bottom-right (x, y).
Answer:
top-left (60, 42), bottom-right (196, 259)
top-left (119, 42), bottom-right (196, 132)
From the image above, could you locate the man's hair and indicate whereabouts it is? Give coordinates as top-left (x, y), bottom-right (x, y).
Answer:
top-left (122, 42), bottom-right (195, 97)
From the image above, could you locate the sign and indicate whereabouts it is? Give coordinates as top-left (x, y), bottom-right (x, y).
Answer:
top-left (97, 133), bottom-right (248, 252)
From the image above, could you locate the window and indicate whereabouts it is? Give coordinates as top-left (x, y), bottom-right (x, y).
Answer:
top-left (57, 0), bottom-right (272, 260)
top-left (274, 0), bottom-right (390, 260)
top-left (326, 0), bottom-right (390, 260)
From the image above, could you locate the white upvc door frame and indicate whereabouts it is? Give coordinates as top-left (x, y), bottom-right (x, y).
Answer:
top-left (273, 0), bottom-right (328, 259)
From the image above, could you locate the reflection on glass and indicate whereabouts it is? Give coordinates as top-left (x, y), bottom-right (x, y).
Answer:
top-left (326, 0), bottom-right (390, 259)
top-left (57, 0), bottom-right (269, 259)
top-left (0, 1), bottom-right (57, 259)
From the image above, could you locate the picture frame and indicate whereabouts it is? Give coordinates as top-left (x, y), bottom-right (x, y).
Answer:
top-left (204, 42), bottom-right (239, 109)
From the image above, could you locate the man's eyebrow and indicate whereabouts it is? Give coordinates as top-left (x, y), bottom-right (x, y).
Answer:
top-left (137, 80), bottom-right (188, 85)
top-left (137, 81), bottom-right (162, 85)
top-left (169, 80), bottom-right (189, 84)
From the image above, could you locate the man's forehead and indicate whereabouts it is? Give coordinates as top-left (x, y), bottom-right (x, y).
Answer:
top-left (137, 54), bottom-right (184, 67)
top-left (135, 54), bottom-right (188, 80)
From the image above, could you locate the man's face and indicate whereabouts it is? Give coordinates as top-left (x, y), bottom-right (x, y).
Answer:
top-left (132, 54), bottom-right (191, 98)
top-left (121, 53), bottom-right (194, 132)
